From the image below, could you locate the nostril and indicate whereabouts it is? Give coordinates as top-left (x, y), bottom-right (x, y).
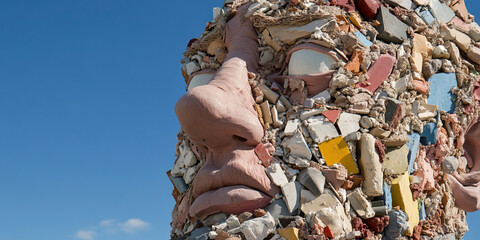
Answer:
top-left (233, 135), bottom-right (248, 142)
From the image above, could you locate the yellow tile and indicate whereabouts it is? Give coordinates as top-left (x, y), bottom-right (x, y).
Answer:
top-left (278, 227), bottom-right (299, 240)
top-left (318, 137), bottom-right (359, 175)
top-left (391, 172), bottom-right (419, 236)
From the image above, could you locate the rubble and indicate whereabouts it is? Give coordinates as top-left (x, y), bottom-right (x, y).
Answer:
top-left (171, 0), bottom-right (480, 239)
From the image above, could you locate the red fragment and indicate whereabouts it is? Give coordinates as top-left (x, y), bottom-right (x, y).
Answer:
top-left (322, 109), bottom-right (342, 123)
top-left (254, 143), bottom-right (274, 167)
top-left (356, 54), bottom-right (396, 93)
top-left (365, 216), bottom-right (389, 233)
top-left (355, 0), bottom-right (381, 20)
top-left (375, 139), bottom-right (386, 163)
top-left (187, 38), bottom-right (197, 47)
top-left (330, 0), bottom-right (356, 12)
top-left (323, 226), bottom-right (334, 239)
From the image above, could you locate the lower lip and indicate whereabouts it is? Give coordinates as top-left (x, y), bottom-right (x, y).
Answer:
top-left (189, 185), bottom-right (272, 220)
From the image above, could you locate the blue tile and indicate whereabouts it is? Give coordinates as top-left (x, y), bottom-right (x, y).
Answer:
top-left (407, 133), bottom-right (421, 174)
top-left (427, 73), bottom-right (457, 113)
top-left (420, 122), bottom-right (438, 145)
top-left (416, 6), bottom-right (435, 25)
top-left (382, 182), bottom-right (393, 210)
top-left (419, 201), bottom-right (426, 220)
top-left (169, 175), bottom-right (189, 193)
top-left (355, 31), bottom-right (373, 48)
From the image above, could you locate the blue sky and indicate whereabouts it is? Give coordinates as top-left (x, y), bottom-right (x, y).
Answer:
top-left (0, 0), bottom-right (479, 239)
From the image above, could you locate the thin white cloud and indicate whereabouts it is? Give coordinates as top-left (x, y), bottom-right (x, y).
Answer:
top-left (99, 219), bottom-right (116, 227)
top-left (75, 230), bottom-right (97, 240)
top-left (119, 218), bottom-right (151, 233)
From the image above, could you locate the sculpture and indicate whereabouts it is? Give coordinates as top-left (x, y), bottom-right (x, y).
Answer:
top-left (170, 0), bottom-right (480, 239)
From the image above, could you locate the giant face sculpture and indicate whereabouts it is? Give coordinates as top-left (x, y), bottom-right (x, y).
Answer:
top-left (171, 0), bottom-right (480, 239)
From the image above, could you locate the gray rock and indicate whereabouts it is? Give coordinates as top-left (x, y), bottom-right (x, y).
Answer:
top-left (383, 210), bottom-right (409, 240)
top-left (297, 167), bottom-right (326, 196)
top-left (281, 181), bottom-right (304, 213)
top-left (241, 212), bottom-right (276, 240)
top-left (376, 6), bottom-right (409, 43)
top-left (265, 199), bottom-right (293, 219)
top-left (442, 156), bottom-right (459, 174)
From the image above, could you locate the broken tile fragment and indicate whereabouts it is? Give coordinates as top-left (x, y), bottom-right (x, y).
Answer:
top-left (265, 199), bottom-right (293, 219)
top-left (358, 133), bottom-right (384, 196)
top-left (267, 163), bottom-right (289, 187)
top-left (349, 11), bottom-right (363, 28)
top-left (286, 131), bottom-right (312, 160)
top-left (356, 0), bottom-right (381, 19)
top-left (281, 181), bottom-right (304, 213)
top-left (319, 136), bottom-right (359, 175)
top-left (297, 167), bottom-right (326, 196)
top-left (384, 145), bottom-right (409, 175)
top-left (428, 0), bottom-right (455, 23)
top-left (345, 49), bottom-right (363, 73)
top-left (306, 118), bottom-right (339, 143)
top-left (355, 31), bottom-right (373, 48)
top-left (255, 143), bottom-right (273, 167)
top-left (284, 119), bottom-right (301, 136)
top-left (337, 112), bottom-right (361, 136)
top-left (356, 54), bottom-right (396, 93)
top-left (348, 188), bottom-right (375, 219)
top-left (167, 170), bottom-right (188, 194)
top-left (407, 133), bottom-right (421, 174)
top-left (427, 73), bottom-right (457, 113)
top-left (277, 227), bottom-right (300, 240)
top-left (385, 98), bottom-right (406, 129)
top-left (321, 109), bottom-right (342, 123)
top-left (376, 6), bottom-right (409, 43)
top-left (241, 212), bottom-right (276, 240)
top-left (391, 172), bottom-right (420, 236)
top-left (288, 49), bottom-right (337, 76)
top-left (416, 6), bottom-right (435, 25)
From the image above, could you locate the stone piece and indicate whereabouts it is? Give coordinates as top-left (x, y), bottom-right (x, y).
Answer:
top-left (412, 34), bottom-right (433, 73)
top-left (337, 112), bottom-right (361, 136)
top-left (356, 0), bottom-right (381, 19)
top-left (355, 31), bottom-right (373, 48)
top-left (312, 89), bottom-right (331, 103)
top-left (268, 18), bottom-right (335, 44)
top-left (265, 199), bottom-right (293, 219)
top-left (420, 122), bottom-right (437, 145)
top-left (168, 172), bottom-right (188, 194)
top-left (467, 45), bottom-right (480, 65)
top-left (286, 131), bottom-right (312, 160)
top-left (376, 6), bottom-right (409, 44)
top-left (226, 215), bottom-right (241, 229)
top-left (319, 136), bottom-right (359, 175)
top-left (432, 45), bottom-right (450, 59)
top-left (428, 0), bottom-right (455, 23)
top-left (190, 226), bottom-right (210, 240)
top-left (267, 163), bottom-right (289, 187)
top-left (412, 101), bottom-right (438, 120)
top-left (321, 109), bottom-right (342, 124)
top-left (356, 54), bottom-right (396, 93)
top-left (393, 76), bottom-right (408, 93)
top-left (442, 156), bottom-right (459, 174)
top-left (347, 188), bottom-right (375, 219)
top-left (260, 84), bottom-right (280, 103)
top-left (360, 116), bottom-right (374, 129)
top-left (385, 0), bottom-right (414, 10)
top-left (444, 41), bottom-right (461, 65)
top-left (260, 101), bottom-right (273, 126)
top-left (385, 98), bottom-right (405, 129)
top-left (440, 25), bottom-right (472, 52)
top-left (358, 133), bottom-right (384, 197)
top-left (241, 212), bottom-right (276, 240)
top-left (307, 118), bottom-right (339, 143)
top-left (281, 181), bottom-right (304, 213)
top-left (384, 145), bottom-right (409, 175)
top-left (185, 61), bottom-right (200, 76)
top-left (370, 127), bottom-right (391, 139)
top-left (300, 109), bottom-right (324, 120)
top-left (469, 22), bottom-right (480, 42)
top-left (284, 119), bottom-right (301, 136)
top-left (300, 189), bottom-right (317, 204)
top-left (391, 172), bottom-right (420, 236)
top-left (297, 167), bottom-right (326, 196)
top-left (407, 133), bottom-right (421, 174)
top-left (277, 227), bottom-right (299, 240)
top-left (255, 143), bottom-right (273, 167)
top-left (427, 73), bottom-right (457, 113)
top-left (416, 6), bottom-right (435, 25)
top-left (383, 210), bottom-right (409, 240)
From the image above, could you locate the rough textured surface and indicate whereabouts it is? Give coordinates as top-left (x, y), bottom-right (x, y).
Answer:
top-left (358, 133), bottom-right (383, 196)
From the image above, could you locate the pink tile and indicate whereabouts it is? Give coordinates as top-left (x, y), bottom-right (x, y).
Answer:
top-left (356, 54), bottom-right (396, 93)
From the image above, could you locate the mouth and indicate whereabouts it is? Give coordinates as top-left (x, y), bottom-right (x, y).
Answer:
top-left (189, 185), bottom-right (273, 220)
top-left (188, 148), bottom-right (279, 220)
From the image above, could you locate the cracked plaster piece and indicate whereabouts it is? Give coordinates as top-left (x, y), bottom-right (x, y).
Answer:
top-left (267, 163), bottom-right (289, 187)
top-left (347, 188), bottom-right (375, 219)
top-left (358, 133), bottom-right (384, 197)
top-left (241, 212), bottom-right (276, 240)
top-left (306, 118), bottom-right (339, 143)
top-left (337, 112), bottom-right (361, 137)
top-left (286, 131), bottom-right (312, 160)
top-left (284, 119), bottom-right (301, 136)
top-left (297, 167), bottom-right (326, 196)
top-left (281, 181), bottom-right (304, 213)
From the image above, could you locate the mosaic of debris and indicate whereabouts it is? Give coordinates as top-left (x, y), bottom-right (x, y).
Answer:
top-left (170, 0), bottom-right (480, 239)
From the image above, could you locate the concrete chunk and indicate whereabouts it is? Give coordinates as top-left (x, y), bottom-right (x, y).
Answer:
top-left (286, 131), bottom-right (312, 160)
top-left (347, 188), bottom-right (375, 219)
top-left (307, 118), bottom-right (339, 143)
top-left (281, 181), bottom-right (304, 213)
top-left (384, 145), bottom-right (409, 175)
top-left (267, 163), bottom-right (289, 187)
top-left (241, 212), bottom-right (276, 240)
top-left (337, 112), bottom-right (361, 136)
top-left (393, 76), bottom-right (408, 93)
top-left (358, 134), bottom-right (384, 197)
top-left (467, 45), bottom-right (480, 65)
top-left (370, 127), bottom-right (391, 139)
top-left (391, 172), bottom-right (420, 236)
top-left (356, 54), bottom-right (396, 93)
top-left (427, 73), bottom-right (457, 113)
top-left (440, 25), bottom-right (472, 52)
top-left (269, 18), bottom-right (335, 45)
top-left (407, 133), bottom-right (421, 174)
top-left (376, 6), bottom-right (409, 44)
top-left (319, 136), bottom-right (359, 175)
top-left (284, 119), bottom-right (301, 136)
top-left (412, 101), bottom-right (438, 120)
top-left (428, 0), bottom-right (455, 23)
top-left (297, 167), bottom-right (326, 196)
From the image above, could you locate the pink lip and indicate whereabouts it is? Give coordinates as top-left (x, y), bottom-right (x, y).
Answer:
top-left (189, 185), bottom-right (272, 220)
